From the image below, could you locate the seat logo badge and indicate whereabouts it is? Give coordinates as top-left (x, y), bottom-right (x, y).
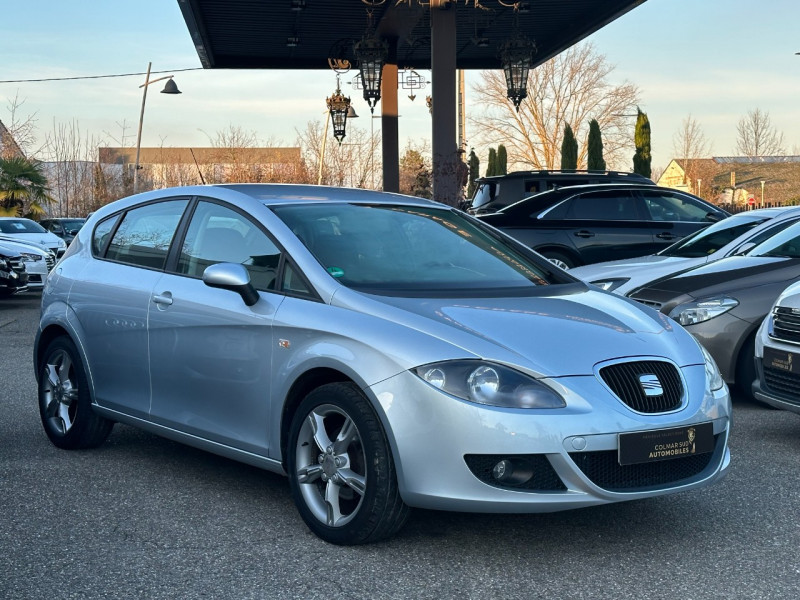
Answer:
top-left (638, 374), bottom-right (663, 397)
top-left (278, 339), bottom-right (291, 349)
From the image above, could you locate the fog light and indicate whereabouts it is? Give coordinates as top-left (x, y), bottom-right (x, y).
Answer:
top-left (492, 458), bottom-right (534, 485)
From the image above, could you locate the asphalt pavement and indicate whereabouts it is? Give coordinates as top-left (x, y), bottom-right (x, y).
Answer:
top-left (1, 291), bottom-right (799, 600)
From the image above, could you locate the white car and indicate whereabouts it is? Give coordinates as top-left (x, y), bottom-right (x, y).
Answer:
top-left (0, 235), bottom-right (55, 289)
top-left (753, 280), bottom-right (800, 413)
top-left (570, 207), bottom-right (800, 295)
top-left (0, 217), bottom-right (67, 258)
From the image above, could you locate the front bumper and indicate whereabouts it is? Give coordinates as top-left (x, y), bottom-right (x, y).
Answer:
top-left (753, 356), bottom-right (800, 414)
top-left (682, 312), bottom-right (752, 384)
top-left (370, 366), bottom-right (731, 513)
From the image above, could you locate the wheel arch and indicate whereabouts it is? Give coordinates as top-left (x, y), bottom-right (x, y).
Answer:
top-left (533, 245), bottom-right (582, 268)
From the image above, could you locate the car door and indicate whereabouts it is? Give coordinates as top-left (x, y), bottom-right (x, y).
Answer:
top-left (555, 190), bottom-right (657, 264)
top-left (73, 198), bottom-right (190, 417)
top-left (637, 189), bottom-right (721, 250)
top-left (147, 199), bottom-right (285, 454)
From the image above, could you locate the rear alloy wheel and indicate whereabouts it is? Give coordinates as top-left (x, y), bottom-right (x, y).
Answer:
top-left (287, 383), bottom-right (409, 545)
top-left (540, 250), bottom-right (575, 270)
top-left (38, 337), bottom-right (113, 449)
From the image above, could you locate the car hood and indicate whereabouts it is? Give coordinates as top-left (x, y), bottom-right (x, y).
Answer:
top-left (571, 255), bottom-right (705, 283)
top-left (333, 286), bottom-right (702, 378)
top-left (627, 256), bottom-right (800, 312)
top-left (0, 232), bottom-right (62, 247)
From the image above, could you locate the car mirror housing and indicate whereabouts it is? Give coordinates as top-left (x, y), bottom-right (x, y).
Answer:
top-left (202, 262), bottom-right (260, 306)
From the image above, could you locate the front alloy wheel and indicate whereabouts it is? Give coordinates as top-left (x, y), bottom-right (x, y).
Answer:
top-left (288, 383), bottom-right (409, 545)
top-left (38, 337), bottom-right (113, 449)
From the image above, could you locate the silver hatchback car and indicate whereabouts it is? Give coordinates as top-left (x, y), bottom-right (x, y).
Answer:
top-left (35, 184), bottom-right (731, 544)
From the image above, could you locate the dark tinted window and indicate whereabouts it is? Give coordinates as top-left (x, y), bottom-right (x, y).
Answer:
top-left (565, 191), bottom-right (639, 220)
top-left (177, 200), bottom-right (280, 292)
top-left (105, 200), bottom-right (188, 269)
top-left (640, 191), bottom-right (711, 222)
top-left (0, 219), bottom-right (47, 234)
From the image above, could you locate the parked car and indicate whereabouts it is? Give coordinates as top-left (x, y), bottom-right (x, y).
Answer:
top-left (0, 217), bottom-right (67, 257)
top-left (477, 184), bottom-right (729, 269)
top-left (571, 206), bottom-right (800, 295)
top-left (0, 236), bottom-right (56, 289)
top-left (627, 218), bottom-right (800, 398)
top-left (0, 244), bottom-right (29, 297)
top-left (752, 280), bottom-right (800, 413)
top-left (40, 217), bottom-right (86, 245)
top-left (36, 184), bottom-right (731, 544)
top-left (467, 169), bottom-right (655, 215)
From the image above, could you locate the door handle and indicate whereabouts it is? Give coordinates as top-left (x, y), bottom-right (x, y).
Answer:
top-left (574, 230), bottom-right (595, 238)
top-left (656, 232), bottom-right (678, 240)
top-left (152, 292), bottom-right (173, 306)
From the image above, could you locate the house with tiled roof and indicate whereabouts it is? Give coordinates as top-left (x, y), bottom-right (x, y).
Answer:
top-left (658, 156), bottom-right (800, 207)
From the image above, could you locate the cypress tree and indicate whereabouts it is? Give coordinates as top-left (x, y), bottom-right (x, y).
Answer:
top-left (560, 124), bottom-right (578, 171)
top-left (587, 119), bottom-right (606, 171)
top-left (497, 144), bottom-right (508, 175)
top-left (633, 108), bottom-right (652, 178)
top-left (467, 148), bottom-right (480, 198)
top-left (487, 148), bottom-right (497, 177)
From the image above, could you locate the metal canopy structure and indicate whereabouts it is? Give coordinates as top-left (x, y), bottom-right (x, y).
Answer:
top-left (177, 0), bottom-right (646, 204)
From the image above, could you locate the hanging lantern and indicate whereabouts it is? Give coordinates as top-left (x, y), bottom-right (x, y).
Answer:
top-left (326, 85), bottom-right (351, 144)
top-left (354, 32), bottom-right (387, 113)
top-left (500, 34), bottom-right (536, 112)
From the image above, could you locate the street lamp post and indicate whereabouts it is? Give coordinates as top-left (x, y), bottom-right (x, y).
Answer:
top-left (133, 62), bottom-right (181, 194)
top-left (760, 180), bottom-right (765, 208)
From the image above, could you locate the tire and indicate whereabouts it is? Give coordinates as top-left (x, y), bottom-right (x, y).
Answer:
top-left (287, 382), bottom-right (409, 545)
top-left (735, 333), bottom-right (758, 402)
top-left (38, 337), bottom-right (113, 449)
top-left (540, 250), bottom-right (576, 270)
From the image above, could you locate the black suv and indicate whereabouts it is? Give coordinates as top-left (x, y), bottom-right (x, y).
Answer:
top-left (0, 244), bottom-right (29, 297)
top-left (477, 183), bottom-right (729, 269)
top-left (467, 169), bottom-right (654, 214)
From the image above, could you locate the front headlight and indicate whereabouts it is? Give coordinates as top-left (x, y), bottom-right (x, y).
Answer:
top-left (668, 297), bottom-right (739, 326)
top-left (413, 360), bottom-right (566, 409)
top-left (590, 278), bottom-right (630, 292)
top-left (19, 252), bottom-right (41, 262)
top-left (699, 345), bottom-right (724, 391)
top-left (58, 239), bottom-right (67, 248)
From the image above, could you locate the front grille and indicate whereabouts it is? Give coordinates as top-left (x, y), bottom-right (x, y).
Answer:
top-left (8, 257), bottom-right (25, 273)
top-left (599, 360), bottom-right (684, 413)
top-left (569, 435), bottom-right (721, 491)
top-left (464, 454), bottom-right (566, 492)
top-left (763, 366), bottom-right (800, 406)
top-left (45, 254), bottom-right (56, 271)
top-left (770, 307), bottom-right (800, 345)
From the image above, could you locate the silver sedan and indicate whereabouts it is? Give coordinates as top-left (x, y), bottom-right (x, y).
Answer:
top-left (35, 184), bottom-right (731, 544)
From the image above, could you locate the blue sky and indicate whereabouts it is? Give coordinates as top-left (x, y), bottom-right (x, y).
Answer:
top-left (1, 0), bottom-right (799, 170)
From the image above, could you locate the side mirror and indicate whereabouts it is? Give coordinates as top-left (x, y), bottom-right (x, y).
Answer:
top-left (202, 263), bottom-right (259, 306)
top-left (733, 242), bottom-right (757, 256)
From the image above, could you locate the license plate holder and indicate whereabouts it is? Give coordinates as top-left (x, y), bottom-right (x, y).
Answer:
top-left (618, 422), bottom-right (714, 466)
top-left (764, 346), bottom-right (800, 375)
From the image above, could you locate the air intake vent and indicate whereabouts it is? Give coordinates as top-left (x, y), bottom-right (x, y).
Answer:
top-left (599, 360), bottom-right (683, 413)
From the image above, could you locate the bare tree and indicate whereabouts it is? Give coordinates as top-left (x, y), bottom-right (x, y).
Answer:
top-left (736, 108), bottom-right (785, 157)
top-left (2, 93), bottom-right (39, 157)
top-left (672, 115), bottom-right (715, 196)
top-left (296, 120), bottom-right (382, 189)
top-left (469, 42), bottom-right (640, 171)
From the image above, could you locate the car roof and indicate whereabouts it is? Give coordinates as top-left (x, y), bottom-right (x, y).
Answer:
top-left (215, 184), bottom-right (439, 207)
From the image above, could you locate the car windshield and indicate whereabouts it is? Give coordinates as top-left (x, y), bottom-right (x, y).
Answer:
top-left (749, 220), bottom-right (800, 258)
top-left (61, 220), bottom-right (85, 230)
top-left (659, 214), bottom-right (770, 258)
top-left (0, 219), bottom-right (47, 234)
top-left (272, 203), bottom-right (563, 295)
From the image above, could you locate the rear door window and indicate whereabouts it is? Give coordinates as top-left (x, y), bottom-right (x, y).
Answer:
top-left (104, 199), bottom-right (189, 269)
top-left (564, 191), bottom-right (641, 220)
